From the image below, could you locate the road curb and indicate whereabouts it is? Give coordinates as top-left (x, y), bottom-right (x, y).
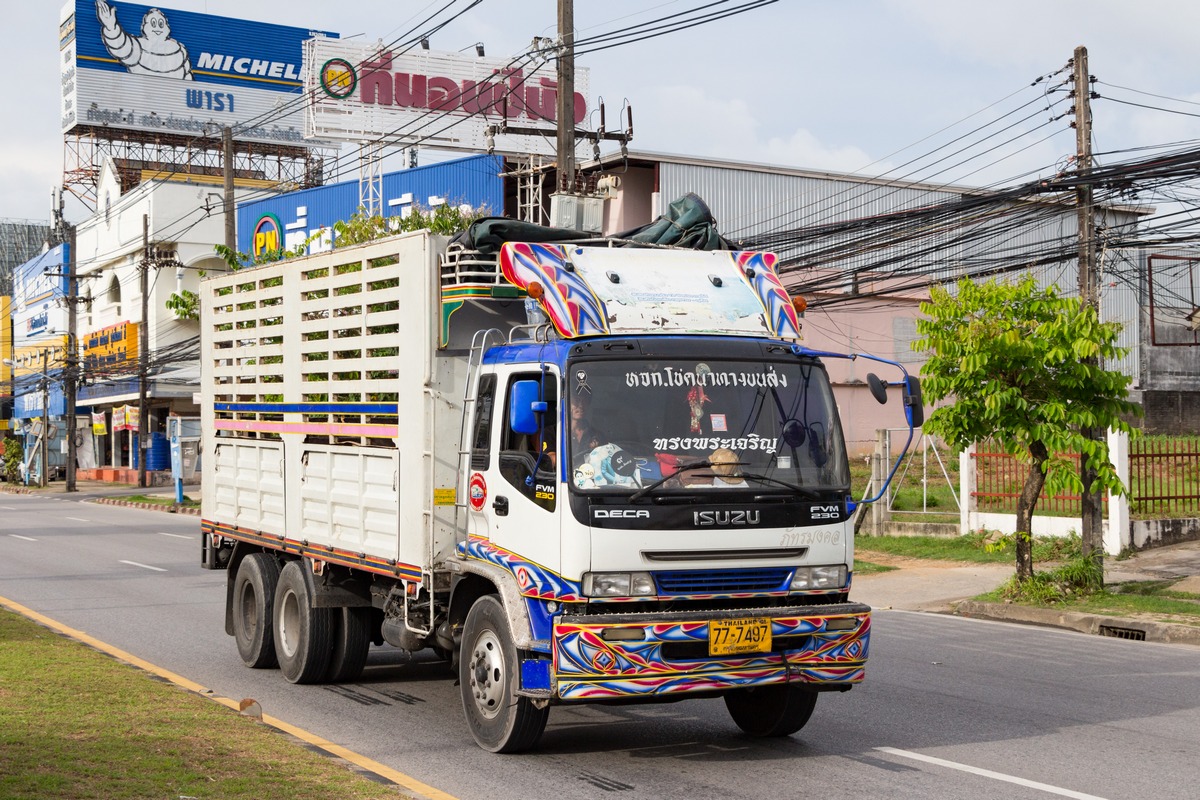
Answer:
top-left (92, 497), bottom-right (201, 516)
top-left (953, 600), bottom-right (1200, 646)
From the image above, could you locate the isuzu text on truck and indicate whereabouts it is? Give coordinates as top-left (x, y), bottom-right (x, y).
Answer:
top-left (199, 227), bottom-right (923, 752)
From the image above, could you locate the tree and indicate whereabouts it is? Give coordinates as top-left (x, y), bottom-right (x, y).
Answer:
top-left (165, 204), bottom-right (489, 320)
top-left (913, 276), bottom-right (1139, 581)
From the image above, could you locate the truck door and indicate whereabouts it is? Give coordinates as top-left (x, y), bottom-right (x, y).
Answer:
top-left (469, 368), bottom-right (561, 573)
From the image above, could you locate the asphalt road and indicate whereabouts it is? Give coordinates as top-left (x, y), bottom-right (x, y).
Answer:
top-left (2, 491), bottom-right (1199, 800)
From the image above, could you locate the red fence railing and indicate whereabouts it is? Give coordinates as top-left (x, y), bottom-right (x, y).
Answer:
top-left (973, 437), bottom-right (1200, 517)
top-left (1129, 437), bottom-right (1200, 516)
top-left (973, 448), bottom-right (1093, 515)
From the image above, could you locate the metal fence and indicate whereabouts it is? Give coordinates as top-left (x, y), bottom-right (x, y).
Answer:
top-left (1129, 437), bottom-right (1200, 516)
top-left (973, 437), bottom-right (1200, 517)
top-left (973, 448), bottom-right (1094, 515)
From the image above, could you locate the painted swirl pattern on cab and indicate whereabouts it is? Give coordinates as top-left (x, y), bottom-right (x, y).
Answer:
top-left (733, 250), bottom-right (801, 338)
top-left (499, 242), bottom-right (609, 338)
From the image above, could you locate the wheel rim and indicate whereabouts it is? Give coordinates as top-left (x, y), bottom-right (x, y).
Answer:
top-left (466, 628), bottom-right (505, 720)
top-left (238, 584), bottom-right (257, 639)
top-left (278, 587), bottom-right (300, 659)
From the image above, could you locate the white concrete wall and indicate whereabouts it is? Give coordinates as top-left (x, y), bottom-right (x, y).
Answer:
top-left (959, 431), bottom-right (1133, 556)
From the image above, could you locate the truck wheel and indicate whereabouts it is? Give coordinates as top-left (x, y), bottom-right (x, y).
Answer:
top-left (232, 553), bottom-right (280, 669)
top-left (459, 595), bottom-right (548, 753)
top-left (724, 685), bottom-right (818, 737)
top-left (273, 561), bottom-right (334, 684)
top-left (326, 607), bottom-right (371, 683)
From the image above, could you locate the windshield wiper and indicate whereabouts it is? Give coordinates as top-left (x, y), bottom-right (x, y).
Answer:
top-left (736, 472), bottom-right (820, 500)
top-left (628, 459), bottom-right (713, 502)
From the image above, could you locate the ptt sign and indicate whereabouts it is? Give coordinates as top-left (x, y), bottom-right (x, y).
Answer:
top-left (252, 214), bottom-right (283, 257)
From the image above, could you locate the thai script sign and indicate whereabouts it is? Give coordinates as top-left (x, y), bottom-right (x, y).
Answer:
top-left (304, 38), bottom-right (591, 157)
top-left (83, 320), bottom-right (139, 371)
top-left (61, 0), bottom-right (338, 147)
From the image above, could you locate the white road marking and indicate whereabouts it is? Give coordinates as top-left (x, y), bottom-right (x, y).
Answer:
top-left (0, 505), bottom-right (16, 510)
top-left (876, 748), bottom-right (1108, 799)
top-left (66, 517), bottom-right (90, 523)
top-left (8, 534), bottom-right (38, 542)
top-left (119, 560), bottom-right (167, 573)
top-left (156, 532), bottom-right (192, 540)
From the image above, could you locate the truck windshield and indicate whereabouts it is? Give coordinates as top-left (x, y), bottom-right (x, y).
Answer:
top-left (566, 357), bottom-right (849, 496)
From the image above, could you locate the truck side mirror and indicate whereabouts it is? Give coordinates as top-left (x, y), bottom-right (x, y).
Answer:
top-left (867, 373), bottom-right (887, 405)
top-left (509, 380), bottom-right (543, 435)
top-left (904, 375), bottom-right (924, 428)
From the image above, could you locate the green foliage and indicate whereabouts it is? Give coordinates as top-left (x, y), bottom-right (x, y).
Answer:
top-left (165, 288), bottom-right (200, 321)
top-left (181, 204), bottom-right (485, 321)
top-left (2, 438), bottom-right (22, 483)
top-left (914, 276), bottom-right (1139, 498)
top-left (913, 276), bottom-right (1141, 578)
top-left (209, 203), bottom-right (486, 274)
top-left (856, 532), bottom-right (1012, 563)
top-left (331, 203), bottom-right (486, 245)
top-left (994, 552), bottom-right (1105, 604)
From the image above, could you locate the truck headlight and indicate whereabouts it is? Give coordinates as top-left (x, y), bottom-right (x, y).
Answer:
top-left (790, 565), bottom-right (847, 591)
top-left (582, 571), bottom-right (656, 597)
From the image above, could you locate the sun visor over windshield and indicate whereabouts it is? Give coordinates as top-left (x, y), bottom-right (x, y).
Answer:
top-left (498, 243), bottom-right (802, 340)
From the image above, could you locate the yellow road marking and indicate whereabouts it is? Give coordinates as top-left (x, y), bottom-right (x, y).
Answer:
top-left (0, 594), bottom-right (460, 800)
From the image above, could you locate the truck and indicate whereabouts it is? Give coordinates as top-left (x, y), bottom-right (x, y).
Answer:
top-left (199, 225), bottom-right (923, 752)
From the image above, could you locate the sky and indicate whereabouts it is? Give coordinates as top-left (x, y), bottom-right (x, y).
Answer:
top-left (6, 0), bottom-right (1200, 226)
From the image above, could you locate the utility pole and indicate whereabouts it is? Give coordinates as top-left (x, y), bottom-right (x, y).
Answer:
top-left (555, 0), bottom-right (575, 195)
top-left (64, 222), bottom-right (78, 492)
top-left (1072, 45), bottom-right (1104, 563)
top-left (40, 349), bottom-right (49, 489)
top-left (223, 126), bottom-right (236, 253)
top-left (138, 214), bottom-right (150, 489)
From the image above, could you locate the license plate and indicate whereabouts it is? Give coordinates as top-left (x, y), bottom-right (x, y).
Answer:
top-left (709, 618), bottom-right (772, 656)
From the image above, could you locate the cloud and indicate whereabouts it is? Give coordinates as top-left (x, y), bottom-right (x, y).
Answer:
top-left (759, 130), bottom-right (880, 175)
top-left (635, 84), bottom-right (883, 175)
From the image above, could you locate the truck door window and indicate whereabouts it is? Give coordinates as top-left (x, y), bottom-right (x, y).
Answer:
top-left (470, 374), bottom-right (496, 470)
top-left (499, 372), bottom-right (557, 511)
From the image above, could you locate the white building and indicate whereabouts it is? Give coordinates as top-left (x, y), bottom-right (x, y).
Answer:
top-left (73, 161), bottom-right (247, 480)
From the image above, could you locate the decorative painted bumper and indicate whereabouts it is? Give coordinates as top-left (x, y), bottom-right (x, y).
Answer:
top-left (552, 607), bottom-right (870, 701)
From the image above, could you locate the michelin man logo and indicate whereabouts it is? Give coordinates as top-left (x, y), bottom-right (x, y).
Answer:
top-left (96, 1), bottom-right (193, 80)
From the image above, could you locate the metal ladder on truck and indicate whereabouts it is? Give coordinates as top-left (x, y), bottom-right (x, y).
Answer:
top-left (452, 327), bottom-right (504, 546)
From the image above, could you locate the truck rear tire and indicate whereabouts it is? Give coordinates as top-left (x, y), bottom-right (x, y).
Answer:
top-left (724, 684), bottom-right (818, 737)
top-left (459, 595), bottom-right (548, 753)
top-left (232, 553), bottom-right (280, 669)
top-left (326, 607), bottom-right (371, 683)
top-left (273, 561), bottom-right (334, 684)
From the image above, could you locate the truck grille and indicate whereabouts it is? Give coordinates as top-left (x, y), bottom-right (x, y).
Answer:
top-left (655, 568), bottom-right (792, 595)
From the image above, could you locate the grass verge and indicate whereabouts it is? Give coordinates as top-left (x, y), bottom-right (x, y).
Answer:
top-left (974, 556), bottom-right (1200, 627)
top-left (853, 560), bottom-right (898, 576)
top-left (0, 609), bottom-right (404, 800)
top-left (855, 531), bottom-right (1083, 564)
top-left (123, 493), bottom-right (200, 508)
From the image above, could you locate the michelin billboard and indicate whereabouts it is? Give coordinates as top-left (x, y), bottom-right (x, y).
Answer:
top-left (61, 1), bottom-right (338, 147)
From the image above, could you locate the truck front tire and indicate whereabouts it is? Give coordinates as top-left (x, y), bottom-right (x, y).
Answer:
top-left (459, 595), bottom-right (548, 753)
top-left (274, 561), bottom-right (334, 684)
top-left (724, 684), bottom-right (818, 737)
top-left (232, 553), bottom-right (280, 669)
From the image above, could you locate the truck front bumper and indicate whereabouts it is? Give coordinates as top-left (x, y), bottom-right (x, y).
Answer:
top-left (551, 602), bottom-right (871, 701)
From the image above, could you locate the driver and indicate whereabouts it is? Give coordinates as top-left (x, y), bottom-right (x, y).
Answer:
top-left (568, 393), bottom-right (601, 465)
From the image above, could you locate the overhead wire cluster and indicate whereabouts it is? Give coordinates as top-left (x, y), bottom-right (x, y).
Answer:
top-left (41, 1), bottom-right (784, 393)
top-left (728, 60), bottom-right (1200, 319)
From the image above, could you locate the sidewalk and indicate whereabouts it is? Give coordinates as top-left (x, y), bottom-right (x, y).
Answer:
top-left (0, 478), bottom-right (202, 515)
top-left (855, 538), bottom-right (1200, 646)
